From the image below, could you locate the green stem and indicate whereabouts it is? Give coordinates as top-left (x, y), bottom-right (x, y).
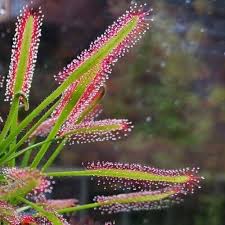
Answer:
top-left (0, 99), bottom-right (60, 153)
top-left (8, 105), bottom-right (19, 167)
top-left (17, 197), bottom-right (64, 225)
top-left (21, 150), bottom-right (32, 167)
top-left (0, 76), bottom-right (77, 151)
top-left (47, 169), bottom-right (190, 184)
top-left (0, 48), bottom-right (104, 151)
top-left (0, 139), bottom-right (57, 165)
top-left (46, 170), bottom-right (105, 177)
top-left (57, 203), bottom-right (100, 214)
top-left (21, 139), bottom-right (35, 167)
top-left (15, 100), bottom-right (59, 151)
top-left (42, 139), bottom-right (67, 172)
top-left (31, 82), bottom-right (88, 169)
top-left (30, 113), bottom-right (68, 168)
top-left (0, 15), bottom-right (140, 151)
top-left (0, 97), bottom-right (19, 142)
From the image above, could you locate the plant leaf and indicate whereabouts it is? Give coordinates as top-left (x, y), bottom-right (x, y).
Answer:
top-left (0, 4), bottom-right (151, 151)
top-left (59, 119), bottom-right (133, 144)
top-left (5, 6), bottom-right (43, 102)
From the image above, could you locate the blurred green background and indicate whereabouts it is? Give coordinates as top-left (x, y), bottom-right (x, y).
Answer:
top-left (0, 0), bottom-right (225, 224)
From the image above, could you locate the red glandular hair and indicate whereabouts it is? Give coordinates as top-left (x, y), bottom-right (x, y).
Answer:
top-left (95, 186), bottom-right (185, 214)
top-left (30, 117), bottom-right (58, 139)
top-left (86, 161), bottom-right (203, 192)
top-left (52, 4), bottom-right (152, 127)
top-left (0, 201), bottom-right (20, 225)
top-left (5, 6), bottom-right (43, 102)
top-left (59, 119), bottom-right (133, 144)
top-left (55, 3), bottom-right (152, 84)
top-left (1, 168), bottom-right (53, 202)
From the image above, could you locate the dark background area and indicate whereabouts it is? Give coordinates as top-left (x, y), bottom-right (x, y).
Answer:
top-left (0, 0), bottom-right (225, 224)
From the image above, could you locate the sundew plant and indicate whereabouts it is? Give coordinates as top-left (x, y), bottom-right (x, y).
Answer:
top-left (0, 3), bottom-right (204, 225)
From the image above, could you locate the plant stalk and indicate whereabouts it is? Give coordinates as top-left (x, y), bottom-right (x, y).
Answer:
top-left (57, 203), bottom-right (100, 214)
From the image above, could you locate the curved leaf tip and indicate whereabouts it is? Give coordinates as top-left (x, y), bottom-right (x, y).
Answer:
top-left (5, 6), bottom-right (43, 103)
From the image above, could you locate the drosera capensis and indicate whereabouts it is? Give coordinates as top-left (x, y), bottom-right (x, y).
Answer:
top-left (95, 185), bottom-right (186, 214)
top-left (0, 2), bottom-right (204, 225)
top-left (86, 161), bottom-right (203, 192)
top-left (47, 161), bottom-right (203, 192)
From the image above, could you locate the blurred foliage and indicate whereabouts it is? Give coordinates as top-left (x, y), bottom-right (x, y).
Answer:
top-left (102, 0), bottom-right (225, 171)
top-left (194, 194), bottom-right (225, 225)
